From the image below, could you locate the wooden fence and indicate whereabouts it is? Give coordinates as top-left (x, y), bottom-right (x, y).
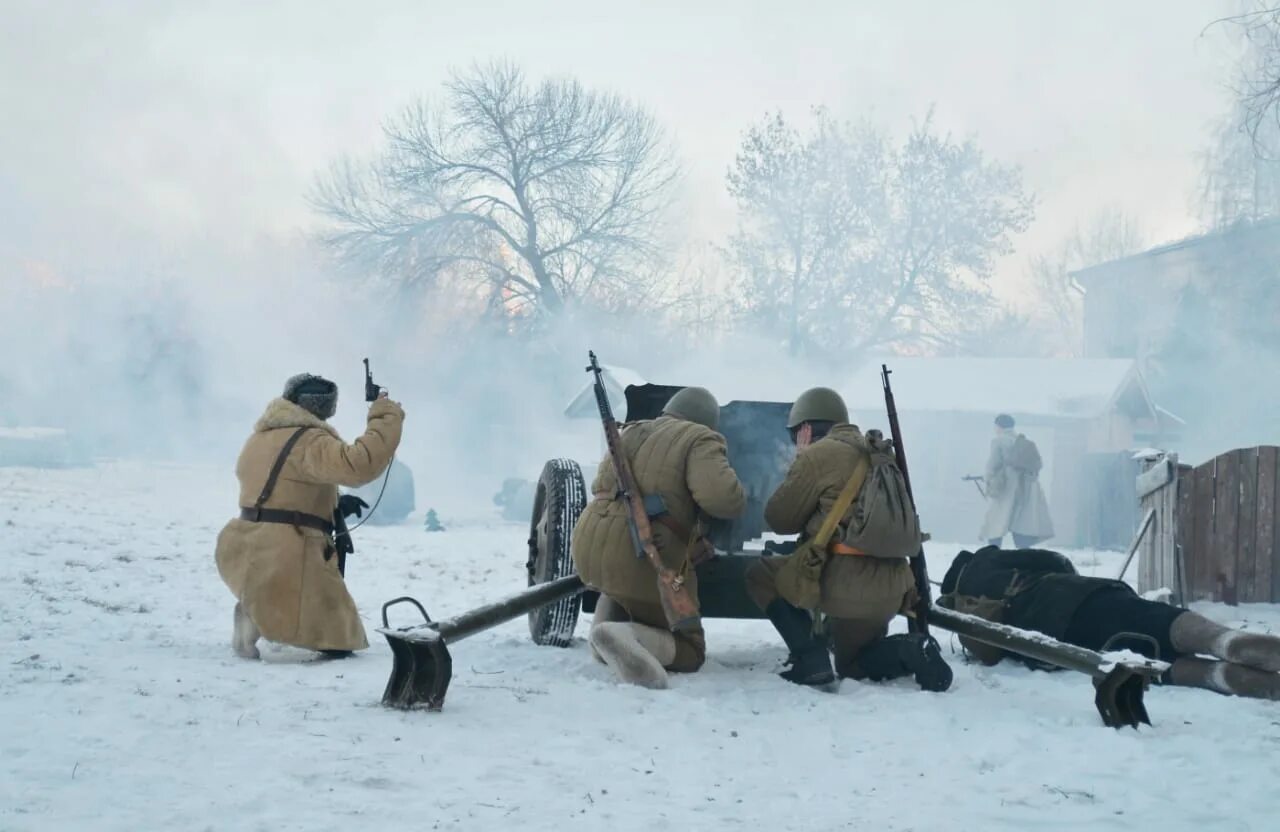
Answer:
top-left (1138, 447), bottom-right (1280, 604)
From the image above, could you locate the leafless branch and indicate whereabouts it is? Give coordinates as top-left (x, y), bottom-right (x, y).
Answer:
top-left (724, 108), bottom-right (1033, 359)
top-left (310, 61), bottom-right (680, 329)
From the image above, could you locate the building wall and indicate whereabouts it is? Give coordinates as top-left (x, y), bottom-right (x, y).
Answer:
top-left (1081, 246), bottom-right (1197, 362)
top-left (1079, 224), bottom-right (1280, 461)
top-left (1087, 410), bottom-right (1137, 452)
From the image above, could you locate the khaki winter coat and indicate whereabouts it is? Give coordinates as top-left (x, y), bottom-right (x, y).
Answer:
top-left (215, 397), bottom-right (404, 651)
top-left (978, 429), bottom-right (1054, 543)
top-left (572, 416), bottom-right (746, 612)
top-left (765, 424), bottom-right (915, 621)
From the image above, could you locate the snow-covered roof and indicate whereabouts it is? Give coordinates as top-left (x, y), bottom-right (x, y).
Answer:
top-left (1071, 217), bottom-right (1280, 286)
top-left (563, 365), bottom-right (647, 419)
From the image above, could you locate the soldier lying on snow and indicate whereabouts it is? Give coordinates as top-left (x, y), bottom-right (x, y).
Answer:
top-left (215, 373), bottom-right (404, 660)
top-left (939, 546), bottom-right (1280, 700)
top-left (572, 387), bottom-right (747, 689)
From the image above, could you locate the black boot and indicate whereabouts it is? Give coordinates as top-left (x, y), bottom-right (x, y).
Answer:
top-left (855, 634), bottom-right (953, 692)
top-left (765, 600), bottom-right (835, 687)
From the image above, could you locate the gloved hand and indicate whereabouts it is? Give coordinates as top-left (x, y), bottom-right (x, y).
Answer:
top-left (338, 494), bottom-right (370, 520)
top-left (689, 538), bottom-right (718, 567)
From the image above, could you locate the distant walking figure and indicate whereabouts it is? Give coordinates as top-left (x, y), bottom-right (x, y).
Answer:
top-left (979, 414), bottom-right (1053, 548)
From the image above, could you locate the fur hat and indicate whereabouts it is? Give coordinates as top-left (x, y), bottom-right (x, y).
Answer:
top-left (283, 374), bottom-right (338, 420)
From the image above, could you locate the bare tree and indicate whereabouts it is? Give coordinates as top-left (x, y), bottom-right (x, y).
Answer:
top-left (724, 110), bottom-right (879, 355)
top-left (312, 62), bottom-right (679, 327)
top-left (1024, 208), bottom-right (1146, 356)
top-left (726, 109), bottom-right (1034, 358)
top-left (1197, 4), bottom-right (1280, 227)
top-left (1208, 4), bottom-right (1280, 152)
top-left (1199, 104), bottom-right (1280, 227)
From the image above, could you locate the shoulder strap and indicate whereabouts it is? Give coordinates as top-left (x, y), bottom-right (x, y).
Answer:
top-left (254, 427), bottom-right (311, 509)
top-left (813, 452), bottom-right (871, 547)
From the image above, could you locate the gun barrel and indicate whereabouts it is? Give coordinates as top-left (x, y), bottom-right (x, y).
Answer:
top-left (927, 604), bottom-right (1163, 728)
top-left (928, 605), bottom-right (1164, 678)
top-left (430, 575), bottom-right (586, 645)
top-left (378, 576), bottom-right (586, 710)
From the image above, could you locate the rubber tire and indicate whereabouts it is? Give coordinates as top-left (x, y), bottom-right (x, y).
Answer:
top-left (527, 458), bottom-right (586, 646)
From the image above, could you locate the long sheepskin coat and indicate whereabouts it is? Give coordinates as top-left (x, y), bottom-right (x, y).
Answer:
top-left (978, 429), bottom-right (1054, 544)
top-left (215, 397), bottom-right (403, 651)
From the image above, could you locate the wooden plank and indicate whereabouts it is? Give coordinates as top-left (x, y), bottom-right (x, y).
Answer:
top-left (1176, 464), bottom-right (1196, 604)
top-left (1137, 482), bottom-right (1154, 592)
top-left (1163, 477), bottom-right (1183, 604)
top-left (1236, 450), bottom-right (1258, 601)
top-left (1259, 447), bottom-right (1279, 603)
top-left (1142, 493), bottom-right (1165, 593)
top-left (1137, 457), bottom-right (1174, 499)
top-left (1158, 477), bottom-right (1176, 592)
top-left (1212, 452), bottom-right (1240, 605)
top-left (1237, 449), bottom-right (1259, 602)
top-left (1159, 468), bottom-right (1177, 593)
top-left (1192, 460), bottom-right (1217, 602)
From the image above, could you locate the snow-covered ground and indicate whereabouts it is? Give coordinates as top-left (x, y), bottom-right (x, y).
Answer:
top-left (3, 461), bottom-right (1280, 831)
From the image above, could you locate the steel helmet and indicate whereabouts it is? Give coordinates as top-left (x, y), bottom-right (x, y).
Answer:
top-left (787, 387), bottom-right (848, 428)
top-left (662, 386), bottom-right (721, 430)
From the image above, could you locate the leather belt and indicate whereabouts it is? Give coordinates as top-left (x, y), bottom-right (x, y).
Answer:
top-left (594, 490), bottom-right (692, 542)
top-left (828, 541), bottom-right (868, 557)
top-left (240, 506), bottom-right (334, 535)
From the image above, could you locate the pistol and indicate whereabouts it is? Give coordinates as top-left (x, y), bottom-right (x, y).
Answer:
top-left (363, 358), bottom-right (384, 403)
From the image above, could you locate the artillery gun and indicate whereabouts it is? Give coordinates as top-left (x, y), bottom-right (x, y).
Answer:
top-left (379, 371), bottom-right (1163, 727)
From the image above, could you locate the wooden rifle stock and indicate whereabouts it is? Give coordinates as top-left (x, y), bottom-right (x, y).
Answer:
top-left (587, 351), bottom-right (700, 632)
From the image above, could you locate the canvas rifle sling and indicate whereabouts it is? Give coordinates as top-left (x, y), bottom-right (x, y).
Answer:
top-left (814, 452), bottom-right (871, 548)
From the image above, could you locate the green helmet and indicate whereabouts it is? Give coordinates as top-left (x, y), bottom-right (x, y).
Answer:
top-left (662, 386), bottom-right (720, 430)
top-left (787, 386), bottom-right (848, 428)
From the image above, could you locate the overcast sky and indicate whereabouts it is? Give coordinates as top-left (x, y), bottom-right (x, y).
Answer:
top-left (1, 0), bottom-right (1243, 296)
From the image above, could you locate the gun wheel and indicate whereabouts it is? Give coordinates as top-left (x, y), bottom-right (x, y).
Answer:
top-left (527, 458), bottom-right (586, 646)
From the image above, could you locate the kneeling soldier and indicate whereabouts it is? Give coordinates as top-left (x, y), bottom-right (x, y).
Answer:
top-left (572, 387), bottom-right (746, 688)
top-left (215, 373), bottom-right (404, 659)
top-left (746, 387), bottom-right (951, 691)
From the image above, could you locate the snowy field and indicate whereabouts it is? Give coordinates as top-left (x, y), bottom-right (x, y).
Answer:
top-left (3, 461), bottom-right (1280, 832)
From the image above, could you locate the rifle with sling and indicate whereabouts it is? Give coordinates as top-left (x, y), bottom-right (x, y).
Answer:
top-left (881, 364), bottom-right (932, 637)
top-left (586, 350), bottom-right (700, 632)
